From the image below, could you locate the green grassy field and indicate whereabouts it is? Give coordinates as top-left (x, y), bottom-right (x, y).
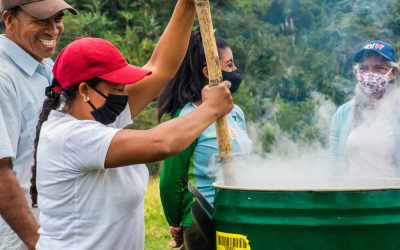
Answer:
top-left (144, 177), bottom-right (172, 249)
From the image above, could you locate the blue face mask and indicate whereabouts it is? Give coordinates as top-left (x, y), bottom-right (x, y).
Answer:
top-left (222, 69), bottom-right (242, 93)
top-left (87, 86), bottom-right (128, 125)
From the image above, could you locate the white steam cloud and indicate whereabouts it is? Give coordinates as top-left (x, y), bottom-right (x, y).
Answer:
top-left (213, 89), bottom-right (400, 190)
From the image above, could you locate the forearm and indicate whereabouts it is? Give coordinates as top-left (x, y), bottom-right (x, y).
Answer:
top-left (106, 104), bottom-right (218, 167)
top-left (127, 0), bottom-right (196, 117)
top-left (154, 104), bottom-right (217, 156)
top-left (0, 158), bottom-right (38, 249)
top-left (106, 83), bottom-right (232, 168)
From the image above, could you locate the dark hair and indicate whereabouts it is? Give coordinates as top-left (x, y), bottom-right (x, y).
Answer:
top-left (157, 31), bottom-right (229, 121)
top-left (30, 78), bottom-right (101, 207)
top-left (2, 6), bottom-right (20, 28)
top-left (7, 6), bottom-right (20, 16)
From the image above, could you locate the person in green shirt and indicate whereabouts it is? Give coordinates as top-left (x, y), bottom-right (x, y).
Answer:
top-left (158, 31), bottom-right (252, 249)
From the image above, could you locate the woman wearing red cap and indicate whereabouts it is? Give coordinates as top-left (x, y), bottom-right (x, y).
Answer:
top-left (32, 37), bottom-right (232, 249)
top-left (30, 3), bottom-right (234, 250)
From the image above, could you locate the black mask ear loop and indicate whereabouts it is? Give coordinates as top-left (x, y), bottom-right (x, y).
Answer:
top-left (85, 84), bottom-right (107, 110)
top-left (85, 98), bottom-right (97, 110)
top-left (88, 84), bottom-right (108, 98)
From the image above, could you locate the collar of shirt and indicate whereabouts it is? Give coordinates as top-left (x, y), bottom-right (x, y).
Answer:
top-left (0, 34), bottom-right (53, 79)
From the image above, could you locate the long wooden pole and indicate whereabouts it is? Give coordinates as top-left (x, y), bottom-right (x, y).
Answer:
top-left (195, 0), bottom-right (236, 185)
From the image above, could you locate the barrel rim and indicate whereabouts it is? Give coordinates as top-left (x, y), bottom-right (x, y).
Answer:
top-left (213, 176), bottom-right (400, 192)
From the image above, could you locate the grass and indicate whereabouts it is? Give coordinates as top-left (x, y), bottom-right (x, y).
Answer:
top-left (145, 176), bottom-right (171, 249)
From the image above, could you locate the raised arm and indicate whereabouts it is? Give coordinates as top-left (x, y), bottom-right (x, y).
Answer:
top-left (126, 0), bottom-right (196, 118)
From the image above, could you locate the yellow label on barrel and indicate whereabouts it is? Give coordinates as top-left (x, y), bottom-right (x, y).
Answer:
top-left (216, 231), bottom-right (251, 250)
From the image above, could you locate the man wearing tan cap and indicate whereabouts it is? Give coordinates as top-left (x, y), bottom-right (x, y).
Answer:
top-left (0, 0), bottom-right (76, 249)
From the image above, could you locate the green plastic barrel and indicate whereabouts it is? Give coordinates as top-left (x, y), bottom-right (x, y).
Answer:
top-left (213, 177), bottom-right (400, 250)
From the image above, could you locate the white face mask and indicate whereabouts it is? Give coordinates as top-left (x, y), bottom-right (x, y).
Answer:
top-left (357, 68), bottom-right (393, 94)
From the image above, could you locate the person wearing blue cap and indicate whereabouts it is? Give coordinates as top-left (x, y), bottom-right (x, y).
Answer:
top-left (329, 40), bottom-right (400, 177)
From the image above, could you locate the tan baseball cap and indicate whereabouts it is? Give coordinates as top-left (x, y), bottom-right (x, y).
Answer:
top-left (0, 0), bottom-right (78, 19)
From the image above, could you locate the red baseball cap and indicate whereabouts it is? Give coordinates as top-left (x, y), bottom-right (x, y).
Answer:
top-left (53, 37), bottom-right (152, 92)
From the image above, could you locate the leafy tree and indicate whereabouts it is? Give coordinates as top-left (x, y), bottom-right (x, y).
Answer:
top-left (3, 0), bottom-right (400, 172)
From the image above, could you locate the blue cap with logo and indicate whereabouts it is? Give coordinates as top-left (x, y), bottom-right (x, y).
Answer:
top-left (354, 40), bottom-right (397, 62)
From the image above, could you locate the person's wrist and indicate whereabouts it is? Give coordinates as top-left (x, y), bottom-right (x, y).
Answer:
top-left (201, 102), bottom-right (219, 120)
top-left (24, 232), bottom-right (39, 250)
top-left (25, 241), bottom-right (37, 250)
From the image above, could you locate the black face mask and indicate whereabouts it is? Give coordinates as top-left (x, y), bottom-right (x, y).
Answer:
top-left (87, 86), bottom-right (128, 125)
top-left (222, 69), bottom-right (242, 94)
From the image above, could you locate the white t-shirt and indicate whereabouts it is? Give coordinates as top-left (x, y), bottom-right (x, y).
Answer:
top-left (345, 92), bottom-right (398, 177)
top-left (36, 107), bottom-right (149, 250)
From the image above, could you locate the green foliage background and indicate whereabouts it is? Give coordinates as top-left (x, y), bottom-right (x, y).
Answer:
top-left (2, 1), bottom-right (400, 248)
top-left (12, 0), bottom-right (400, 173)
top-left (57, 0), bottom-right (400, 173)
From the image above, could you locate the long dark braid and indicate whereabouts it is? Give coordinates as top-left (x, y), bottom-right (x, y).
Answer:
top-left (30, 79), bottom-right (61, 207)
top-left (30, 78), bottom-right (100, 207)
top-left (157, 31), bottom-right (229, 121)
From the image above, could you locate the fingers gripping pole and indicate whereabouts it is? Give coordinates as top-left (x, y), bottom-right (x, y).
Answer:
top-left (195, 0), bottom-right (236, 185)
